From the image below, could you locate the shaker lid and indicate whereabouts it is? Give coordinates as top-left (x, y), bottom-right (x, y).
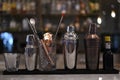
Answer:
top-left (89, 23), bottom-right (97, 34)
top-left (67, 25), bottom-right (75, 32)
top-left (26, 34), bottom-right (35, 42)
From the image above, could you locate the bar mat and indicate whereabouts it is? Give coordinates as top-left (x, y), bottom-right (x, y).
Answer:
top-left (3, 69), bottom-right (119, 75)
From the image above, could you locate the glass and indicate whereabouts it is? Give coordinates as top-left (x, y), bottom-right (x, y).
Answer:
top-left (38, 33), bottom-right (56, 71)
top-left (24, 34), bottom-right (37, 71)
top-left (4, 53), bottom-right (20, 72)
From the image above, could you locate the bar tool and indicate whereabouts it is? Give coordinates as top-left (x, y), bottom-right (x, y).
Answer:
top-left (24, 34), bottom-right (37, 71)
top-left (63, 25), bottom-right (78, 69)
top-left (84, 23), bottom-right (100, 70)
top-left (26, 18), bottom-right (55, 66)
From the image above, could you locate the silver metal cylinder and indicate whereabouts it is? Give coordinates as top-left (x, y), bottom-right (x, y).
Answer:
top-left (24, 34), bottom-right (37, 71)
top-left (24, 47), bottom-right (36, 71)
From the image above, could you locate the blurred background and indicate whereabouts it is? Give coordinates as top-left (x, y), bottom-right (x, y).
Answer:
top-left (0, 0), bottom-right (120, 54)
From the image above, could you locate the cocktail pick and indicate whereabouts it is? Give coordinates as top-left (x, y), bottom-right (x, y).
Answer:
top-left (53, 10), bottom-right (66, 41)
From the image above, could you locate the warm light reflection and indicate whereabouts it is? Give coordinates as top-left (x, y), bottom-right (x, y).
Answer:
top-left (111, 10), bottom-right (116, 18)
top-left (91, 34), bottom-right (96, 38)
top-left (43, 32), bottom-right (53, 47)
top-left (97, 16), bottom-right (102, 24)
top-left (62, 10), bottom-right (66, 14)
top-left (43, 32), bottom-right (53, 41)
top-left (30, 18), bottom-right (35, 25)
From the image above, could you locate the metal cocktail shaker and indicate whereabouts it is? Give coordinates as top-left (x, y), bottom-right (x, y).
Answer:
top-left (63, 25), bottom-right (78, 70)
top-left (24, 34), bottom-right (37, 71)
top-left (84, 23), bottom-right (100, 70)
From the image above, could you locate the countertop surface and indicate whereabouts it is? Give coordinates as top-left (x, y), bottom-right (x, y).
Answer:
top-left (0, 54), bottom-right (120, 80)
top-left (0, 74), bottom-right (120, 80)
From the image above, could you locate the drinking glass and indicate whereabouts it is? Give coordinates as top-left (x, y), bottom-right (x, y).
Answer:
top-left (38, 40), bottom-right (56, 71)
top-left (4, 53), bottom-right (20, 72)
